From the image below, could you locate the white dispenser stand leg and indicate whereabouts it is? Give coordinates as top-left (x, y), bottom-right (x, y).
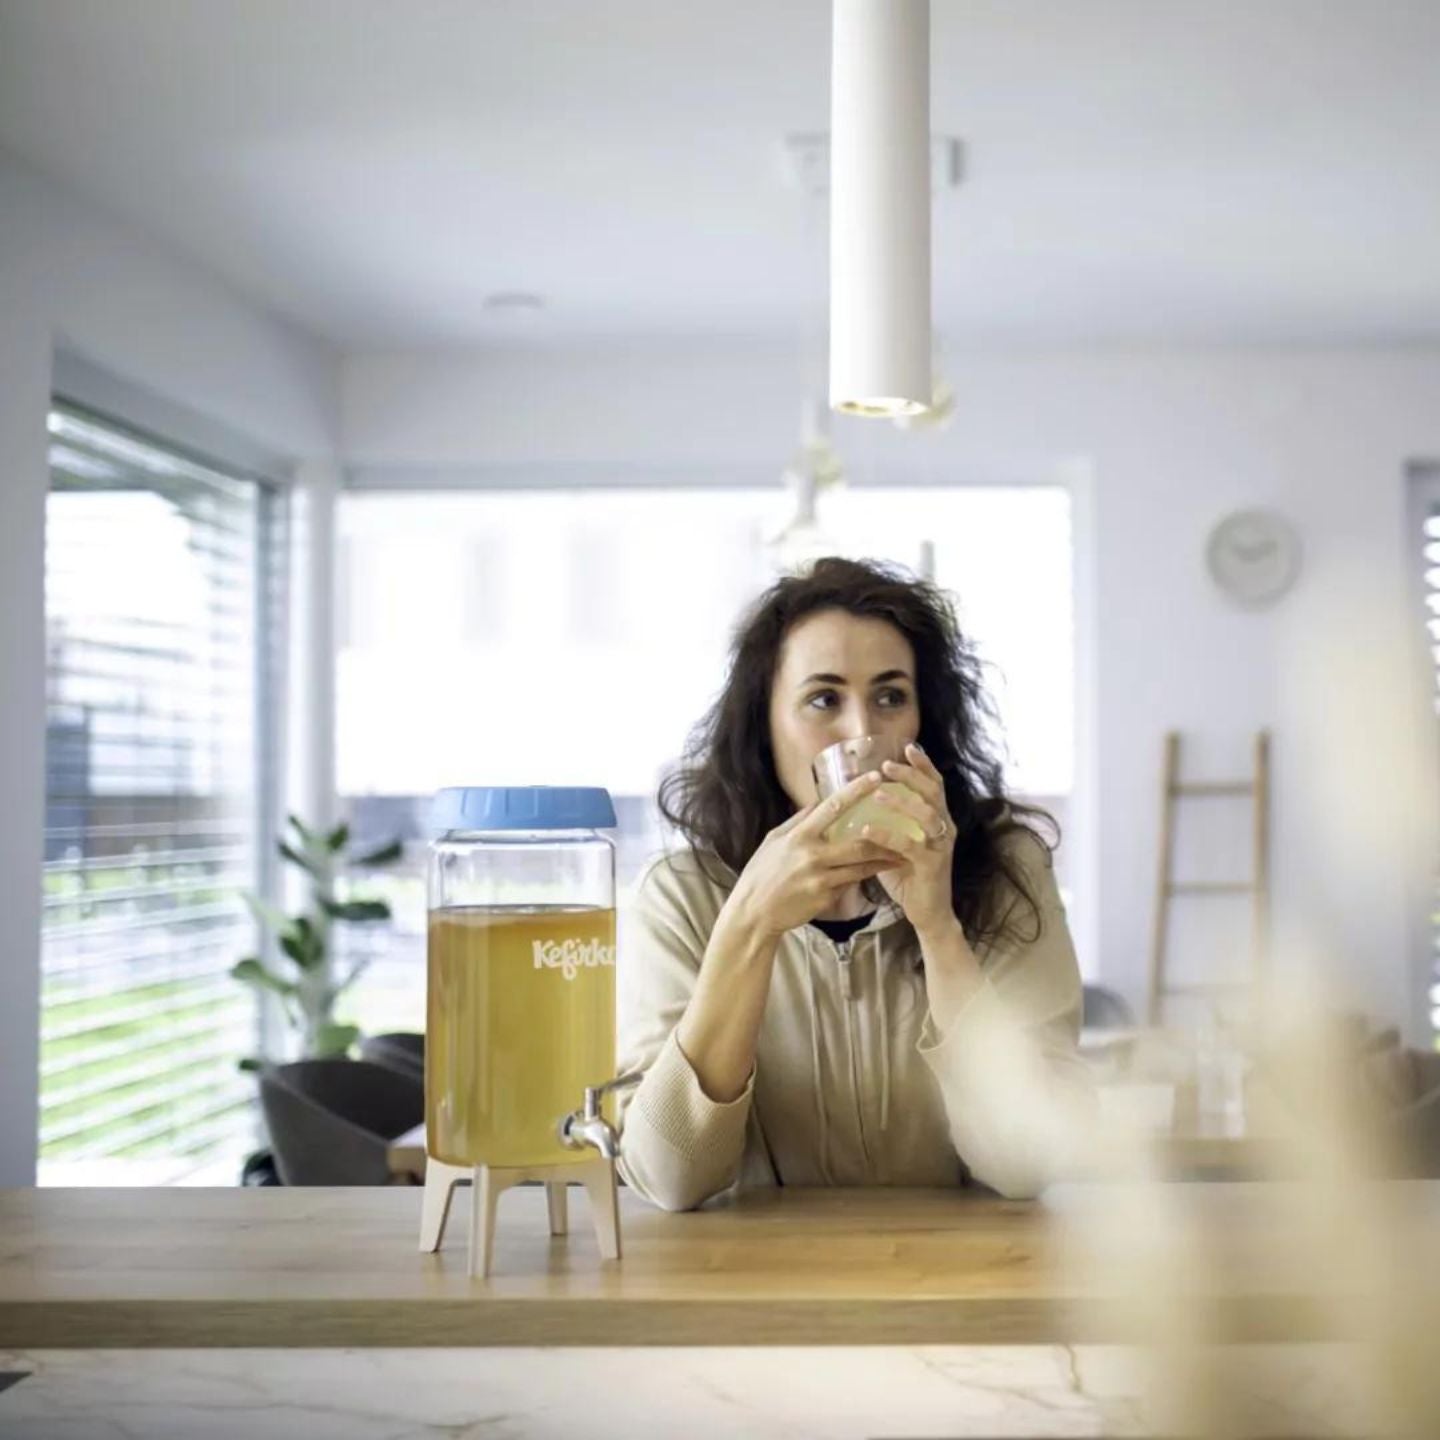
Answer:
top-left (418, 1154), bottom-right (621, 1278)
top-left (545, 1181), bottom-right (568, 1237)
top-left (469, 1165), bottom-right (499, 1277)
top-left (417, 1158), bottom-right (467, 1253)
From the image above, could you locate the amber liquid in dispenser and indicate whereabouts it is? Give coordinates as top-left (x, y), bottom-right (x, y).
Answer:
top-left (426, 905), bottom-right (617, 1168)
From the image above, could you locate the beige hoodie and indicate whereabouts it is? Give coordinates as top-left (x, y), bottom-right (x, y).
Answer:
top-left (615, 826), bottom-right (1092, 1211)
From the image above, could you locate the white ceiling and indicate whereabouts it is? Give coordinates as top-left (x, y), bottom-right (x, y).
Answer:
top-left (2, 0), bottom-right (1439, 348)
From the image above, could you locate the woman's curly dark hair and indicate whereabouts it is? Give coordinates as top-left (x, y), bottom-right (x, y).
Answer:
top-left (658, 556), bottom-right (1059, 952)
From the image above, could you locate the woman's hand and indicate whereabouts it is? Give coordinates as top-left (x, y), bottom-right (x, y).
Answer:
top-left (727, 770), bottom-right (900, 942)
top-left (862, 741), bottom-right (958, 938)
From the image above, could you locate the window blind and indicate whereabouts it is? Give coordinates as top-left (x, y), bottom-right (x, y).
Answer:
top-left (40, 403), bottom-right (284, 1184)
top-left (1423, 504), bottom-right (1440, 1042)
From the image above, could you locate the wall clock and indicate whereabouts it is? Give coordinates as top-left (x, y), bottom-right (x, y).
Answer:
top-left (1205, 509), bottom-right (1302, 609)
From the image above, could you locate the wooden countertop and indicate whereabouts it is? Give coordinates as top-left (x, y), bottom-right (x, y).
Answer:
top-left (387, 1119), bottom-right (1275, 1183)
top-left (3, 1183), bottom-right (1435, 1349)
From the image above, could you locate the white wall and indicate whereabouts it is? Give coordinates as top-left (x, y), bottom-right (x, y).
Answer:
top-left (345, 344), bottom-right (1440, 1042)
top-left (0, 150), bottom-right (341, 1185)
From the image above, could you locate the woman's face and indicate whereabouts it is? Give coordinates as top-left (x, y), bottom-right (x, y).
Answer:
top-left (767, 608), bottom-right (920, 811)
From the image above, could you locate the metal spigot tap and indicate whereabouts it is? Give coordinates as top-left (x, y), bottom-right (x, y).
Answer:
top-left (558, 1071), bottom-right (643, 1160)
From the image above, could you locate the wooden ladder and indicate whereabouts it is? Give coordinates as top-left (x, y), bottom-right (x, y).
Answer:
top-left (1147, 730), bottom-right (1272, 1026)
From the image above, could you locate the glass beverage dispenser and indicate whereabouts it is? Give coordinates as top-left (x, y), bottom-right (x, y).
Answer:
top-left (417, 786), bottom-right (640, 1277)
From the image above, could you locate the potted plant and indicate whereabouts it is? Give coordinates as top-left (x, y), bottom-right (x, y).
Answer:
top-left (233, 815), bottom-right (404, 1183)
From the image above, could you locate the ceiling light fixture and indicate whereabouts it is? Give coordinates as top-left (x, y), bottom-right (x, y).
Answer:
top-left (829, 0), bottom-right (932, 420)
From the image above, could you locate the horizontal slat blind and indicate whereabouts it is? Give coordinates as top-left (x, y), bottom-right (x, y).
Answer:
top-left (1423, 507), bottom-right (1440, 1042)
top-left (41, 405), bottom-right (280, 1184)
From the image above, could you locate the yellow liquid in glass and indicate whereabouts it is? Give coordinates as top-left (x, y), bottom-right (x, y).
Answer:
top-left (426, 904), bottom-right (616, 1168)
top-left (823, 782), bottom-right (928, 845)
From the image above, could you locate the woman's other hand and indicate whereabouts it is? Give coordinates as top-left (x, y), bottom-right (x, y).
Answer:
top-left (861, 741), bottom-right (958, 939)
top-left (727, 770), bottom-right (899, 941)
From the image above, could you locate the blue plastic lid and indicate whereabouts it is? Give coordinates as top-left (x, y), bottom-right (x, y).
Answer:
top-left (431, 786), bottom-right (617, 834)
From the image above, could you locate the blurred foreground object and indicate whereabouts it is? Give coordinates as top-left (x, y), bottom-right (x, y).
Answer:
top-left (1060, 968), bottom-right (1440, 1438)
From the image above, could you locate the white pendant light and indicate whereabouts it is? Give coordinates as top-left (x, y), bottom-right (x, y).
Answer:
top-left (829, 0), bottom-right (932, 419)
top-left (765, 396), bottom-right (846, 575)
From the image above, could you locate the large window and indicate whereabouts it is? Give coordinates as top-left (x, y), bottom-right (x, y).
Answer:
top-left (40, 405), bottom-right (284, 1184)
top-left (333, 484), bottom-right (1074, 1031)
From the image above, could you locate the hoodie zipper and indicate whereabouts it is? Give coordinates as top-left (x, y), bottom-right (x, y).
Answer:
top-left (834, 937), bottom-right (873, 1170)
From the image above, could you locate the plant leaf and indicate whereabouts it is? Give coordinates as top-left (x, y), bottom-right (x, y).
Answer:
top-left (352, 839), bottom-right (404, 867)
top-left (320, 898), bottom-right (391, 924)
top-left (230, 958), bottom-right (298, 997)
top-left (278, 931), bottom-right (314, 970)
top-left (278, 840), bottom-right (324, 880)
top-left (325, 821), bottom-right (350, 852)
top-left (294, 915), bottom-right (327, 967)
top-left (237, 1056), bottom-right (262, 1073)
top-left (241, 891), bottom-right (299, 941)
top-left (314, 1022), bottom-right (361, 1058)
top-left (287, 813), bottom-right (316, 845)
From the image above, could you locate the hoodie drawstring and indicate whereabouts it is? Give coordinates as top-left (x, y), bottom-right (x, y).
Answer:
top-left (875, 928), bottom-right (891, 1134)
top-left (802, 928), bottom-right (831, 1182)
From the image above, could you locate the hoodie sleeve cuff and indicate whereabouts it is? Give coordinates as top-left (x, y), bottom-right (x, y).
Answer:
top-left (915, 974), bottom-right (1010, 1061)
top-left (631, 1027), bottom-right (755, 1163)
